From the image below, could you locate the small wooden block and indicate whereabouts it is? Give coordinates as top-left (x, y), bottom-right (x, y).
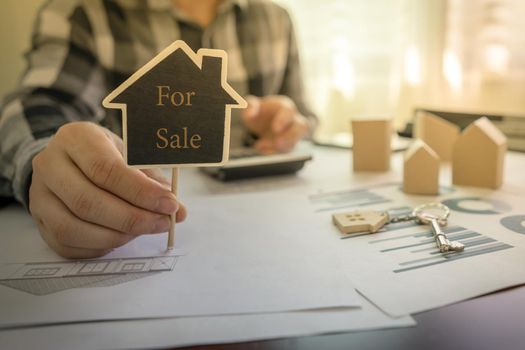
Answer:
top-left (351, 119), bottom-right (392, 172)
top-left (332, 211), bottom-right (389, 235)
top-left (452, 117), bottom-right (507, 189)
top-left (414, 110), bottom-right (460, 162)
top-left (403, 139), bottom-right (440, 195)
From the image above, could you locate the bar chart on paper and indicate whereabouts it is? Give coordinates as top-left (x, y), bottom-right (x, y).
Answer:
top-left (308, 184), bottom-right (393, 212)
top-left (344, 206), bottom-right (514, 273)
top-left (316, 183), bottom-right (525, 316)
top-left (0, 256), bottom-right (179, 296)
top-left (308, 183), bottom-right (455, 213)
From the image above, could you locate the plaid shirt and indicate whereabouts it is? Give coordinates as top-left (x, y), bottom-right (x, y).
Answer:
top-left (0, 0), bottom-right (314, 208)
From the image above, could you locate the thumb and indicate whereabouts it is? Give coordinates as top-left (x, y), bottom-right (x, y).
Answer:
top-left (101, 127), bottom-right (124, 155)
top-left (241, 95), bottom-right (261, 121)
top-left (142, 168), bottom-right (171, 189)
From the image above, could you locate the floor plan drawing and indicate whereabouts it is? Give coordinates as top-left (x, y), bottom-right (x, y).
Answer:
top-left (0, 256), bottom-right (179, 296)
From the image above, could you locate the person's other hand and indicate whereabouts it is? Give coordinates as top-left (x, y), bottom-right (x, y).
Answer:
top-left (241, 95), bottom-right (311, 154)
top-left (29, 122), bottom-right (186, 258)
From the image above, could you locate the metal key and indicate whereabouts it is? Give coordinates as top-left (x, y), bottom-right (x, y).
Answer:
top-left (334, 202), bottom-right (465, 253)
top-left (413, 203), bottom-right (465, 253)
top-left (335, 204), bottom-right (438, 236)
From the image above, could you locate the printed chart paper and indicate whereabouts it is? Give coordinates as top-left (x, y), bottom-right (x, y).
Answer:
top-left (308, 183), bottom-right (525, 316)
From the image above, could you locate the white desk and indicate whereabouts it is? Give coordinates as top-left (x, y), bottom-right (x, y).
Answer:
top-left (1, 145), bottom-right (525, 349)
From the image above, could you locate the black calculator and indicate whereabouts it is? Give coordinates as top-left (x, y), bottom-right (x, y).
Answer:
top-left (200, 147), bottom-right (313, 181)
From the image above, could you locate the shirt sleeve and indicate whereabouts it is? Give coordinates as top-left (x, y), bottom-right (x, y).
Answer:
top-left (0, 1), bottom-right (109, 209)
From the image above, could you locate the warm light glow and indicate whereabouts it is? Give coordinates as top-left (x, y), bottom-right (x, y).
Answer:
top-left (443, 49), bottom-right (462, 93)
top-left (404, 45), bottom-right (421, 86)
top-left (332, 52), bottom-right (355, 98)
top-left (484, 43), bottom-right (510, 75)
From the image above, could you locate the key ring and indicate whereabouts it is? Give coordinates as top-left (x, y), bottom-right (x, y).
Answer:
top-left (412, 202), bottom-right (450, 226)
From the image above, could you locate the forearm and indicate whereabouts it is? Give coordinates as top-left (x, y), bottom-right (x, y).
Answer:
top-left (0, 2), bottom-right (108, 208)
top-left (0, 94), bottom-right (47, 205)
top-left (278, 12), bottom-right (317, 138)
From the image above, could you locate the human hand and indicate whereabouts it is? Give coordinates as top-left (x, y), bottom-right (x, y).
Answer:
top-left (29, 122), bottom-right (187, 258)
top-left (241, 95), bottom-right (311, 154)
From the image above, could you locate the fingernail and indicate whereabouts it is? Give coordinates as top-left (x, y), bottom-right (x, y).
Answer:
top-left (159, 182), bottom-right (171, 191)
top-left (153, 216), bottom-right (171, 233)
top-left (278, 139), bottom-right (289, 150)
top-left (156, 195), bottom-right (178, 215)
top-left (158, 178), bottom-right (171, 188)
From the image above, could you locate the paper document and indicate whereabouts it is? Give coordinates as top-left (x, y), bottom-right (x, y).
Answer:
top-left (0, 294), bottom-right (414, 350)
top-left (0, 198), bottom-right (360, 329)
top-left (308, 183), bottom-right (525, 316)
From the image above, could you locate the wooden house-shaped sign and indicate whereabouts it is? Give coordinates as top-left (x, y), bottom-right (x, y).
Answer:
top-left (102, 40), bottom-right (246, 249)
top-left (452, 117), bottom-right (507, 189)
top-left (415, 110), bottom-right (460, 162)
top-left (103, 40), bottom-right (246, 168)
top-left (403, 139), bottom-right (440, 195)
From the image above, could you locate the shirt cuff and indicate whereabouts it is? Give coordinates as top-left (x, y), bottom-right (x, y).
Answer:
top-left (12, 137), bottom-right (51, 211)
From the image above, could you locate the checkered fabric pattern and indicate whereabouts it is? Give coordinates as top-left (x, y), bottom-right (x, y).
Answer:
top-left (0, 0), bottom-right (314, 208)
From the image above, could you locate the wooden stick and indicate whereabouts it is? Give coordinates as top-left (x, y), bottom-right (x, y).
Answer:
top-left (167, 168), bottom-right (179, 250)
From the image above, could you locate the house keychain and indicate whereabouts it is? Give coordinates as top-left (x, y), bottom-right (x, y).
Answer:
top-left (103, 40), bottom-right (247, 250)
top-left (333, 202), bottom-right (465, 253)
